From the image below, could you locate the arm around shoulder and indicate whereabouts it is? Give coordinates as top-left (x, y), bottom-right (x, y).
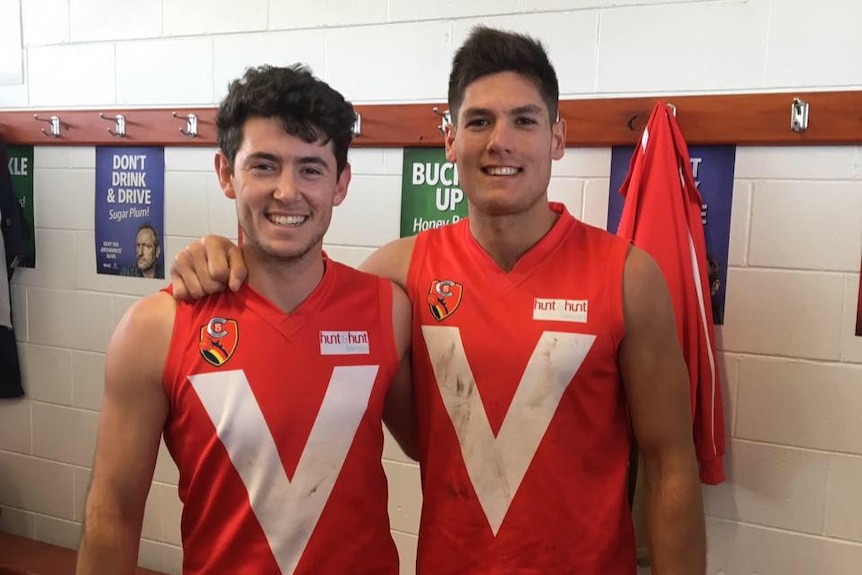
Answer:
top-left (382, 282), bottom-right (418, 461)
top-left (359, 236), bottom-right (416, 291)
top-left (170, 235), bottom-right (246, 300)
top-left (77, 293), bottom-right (175, 575)
top-left (618, 247), bottom-right (705, 575)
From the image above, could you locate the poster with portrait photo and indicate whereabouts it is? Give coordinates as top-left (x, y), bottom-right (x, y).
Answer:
top-left (95, 147), bottom-right (165, 279)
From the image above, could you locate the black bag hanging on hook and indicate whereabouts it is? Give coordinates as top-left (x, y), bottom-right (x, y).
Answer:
top-left (0, 140), bottom-right (24, 398)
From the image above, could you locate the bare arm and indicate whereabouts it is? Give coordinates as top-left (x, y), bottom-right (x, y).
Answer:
top-left (170, 235), bottom-right (246, 300)
top-left (365, 238), bottom-right (418, 458)
top-left (359, 236), bottom-right (416, 290)
top-left (618, 247), bottom-right (705, 575)
top-left (382, 282), bottom-right (418, 460)
top-left (77, 294), bottom-right (175, 575)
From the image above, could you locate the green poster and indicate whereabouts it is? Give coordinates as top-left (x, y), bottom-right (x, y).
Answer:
top-left (400, 147), bottom-right (468, 238)
top-left (7, 145), bottom-right (35, 268)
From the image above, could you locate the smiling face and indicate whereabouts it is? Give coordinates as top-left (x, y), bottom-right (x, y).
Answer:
top-left (445, 71), bottom-right (565, 219)
top-left (216, 116), bottom-right (350, 266)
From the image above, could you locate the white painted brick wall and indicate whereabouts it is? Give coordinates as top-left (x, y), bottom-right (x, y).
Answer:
top-left (35, 514), bottom-right (83, 550)
top-left (269, 0), bottom-right (389, 30)
top-left (0, 82), bottom-right (28, 108)
top-left (21, 0), bottom-right (70, 47)
top-left (721, 270), bottom-right (845, 360)
top-left (326, 22), bottom-right (452, 102)
top-left (72, 351), bottom-right (105, 411)
top-left (708, 517), bottom-right (862, 574)
top-left (33, 169), bottom-right (95, 231)
top-left (547, 176), bottom-right (585, 215)
top-left (0, 401), bottom-right (31, 454)
top-left (28, 44), bottom-right (116, 107)
top-left (389, 0), bottom-right (521, 22)
top-left (825, 454), bottom-right (862, 542)
top-left (163, 0), bottom-right (268, 36)
top-left (137, 540), bottom-right (182, 575)
top-left (116, 38), bottom-right (214, 105)
top-left (726, 181), bottom-right (751, 267)
top-left (152, 441), bottom-right (179, 486)
top-left (70, 0), bottom-right (163, 43)
top-left (736, 358), bottom-right (862, 453)
top-left (0, 0), bottom-right (23, 86)
top-left (704, 440), bottom-right (830, 534)
top-left (18, 344), bottom-right (75, 405)
top-left (385, 460), bottom-right (423, 534)
top-left (1, 2), bottom-right (862, 574)
top-left (0, 452), bottom-right (76, 518)
top-left (598, 1), bottom-right (771, 94)
top-left (32, 404), bottom-right (99, 467)
top-left (717, 352), bottom-right (740, 436)
top-left (451, 12), bottom-right (600, 94)
top-left (842, 275), bottom-right (862, 363)
top-left (734, 146), bottom-right (861, 181)
top-left (526, 0), bottom-right (703, 10)
top-left (392, 531), bottom-right (419, 575)
top-left (213, 30), bottom-right (326, 101)
top-left (767, 0), bottom-right (862, 88)
top-left (327, 173), bottom-right (402, 246)
top-left (749, 181), bottom-right (862, 272)
top-left (164, 172), bottom-right (218, 238)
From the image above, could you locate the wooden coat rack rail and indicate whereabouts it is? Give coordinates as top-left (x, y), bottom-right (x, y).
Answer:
top-left (1, 91), bottom-right (860, 147)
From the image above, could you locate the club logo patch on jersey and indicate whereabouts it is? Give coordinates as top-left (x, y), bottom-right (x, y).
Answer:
top-left (198, 317), bottom-right (239, 367)
top-left (427, 279), bottom-right (463, 321)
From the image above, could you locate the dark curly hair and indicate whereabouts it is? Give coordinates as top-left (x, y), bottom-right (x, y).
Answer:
top-left (217, 64), bottom-right (355, 176)
top-left (448, 26), bottom-right (559, 124)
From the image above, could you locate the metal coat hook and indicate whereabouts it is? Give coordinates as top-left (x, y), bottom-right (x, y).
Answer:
top-left (351, 113), bottom-right (361, 137)
top-left (99, 113), bottom-right (126, 137)
top-left (33, 114), bottom-right (63, 138)
top-left (791, 97), bottom-right (809, 133)
top-left (628, 102), bottom-right (676, 131)
top-left (432, 107), bottom-right (451, 135)
top-left (172, 112), bottom-right (198, 138)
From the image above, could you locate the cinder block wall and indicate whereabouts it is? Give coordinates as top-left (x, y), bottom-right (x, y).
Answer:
top-left (1, 2), bottom-right (860, 574)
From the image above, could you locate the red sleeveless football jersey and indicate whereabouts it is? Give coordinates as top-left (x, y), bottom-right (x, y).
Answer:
top-left (408, 203), bottom-right (635, 574)
top-left (162, 258), bottom-right (399, 575)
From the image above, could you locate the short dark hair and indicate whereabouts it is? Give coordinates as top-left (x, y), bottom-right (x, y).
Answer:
top-left (448, 26), bottom-right (559, 123)
top-left (217, 64), bottom-right (355, 176)
top-left (136, 223), bottom-right (160, 250)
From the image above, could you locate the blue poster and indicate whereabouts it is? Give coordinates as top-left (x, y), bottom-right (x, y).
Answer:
top-left (95, 147), bottom-right (165, 279)
top-left (607, 145), bottom-right (735, 324)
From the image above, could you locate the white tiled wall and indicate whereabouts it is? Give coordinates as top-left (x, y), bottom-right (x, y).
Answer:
top-left (1, 2), bottom-right (861, 575)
